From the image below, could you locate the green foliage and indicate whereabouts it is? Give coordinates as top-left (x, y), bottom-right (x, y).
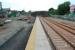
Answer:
top-left (57, 1), bottom-right (70, 15)
top-left (21, 10), bottom-right (25, 14)
top-left (48, 8), bottom-right (58, 16)
top-left (48, 1), bottom-right (71, 15)
top-left (48, 8), bottom-right (55, 15)
top-left (31, 11), bottom-right (48, 17)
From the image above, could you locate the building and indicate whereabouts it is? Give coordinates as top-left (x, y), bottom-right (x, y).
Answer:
top-left (2, 8), bottom-right (11, 18)
top-left (0, 2), bottom-right (2, 10)
top-left (70, 5), bottom-right (75, 13)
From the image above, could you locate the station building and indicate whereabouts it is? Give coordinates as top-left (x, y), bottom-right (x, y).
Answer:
top-left (70, 5), bottom-right (75, 13)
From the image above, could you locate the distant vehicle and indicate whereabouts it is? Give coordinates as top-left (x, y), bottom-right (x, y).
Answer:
top-left (18, 16), bottom-right (32, 21)
top-left (4, 19), bottom-right (12, 23)
top-left (18, 17), bottom-right (28, 21)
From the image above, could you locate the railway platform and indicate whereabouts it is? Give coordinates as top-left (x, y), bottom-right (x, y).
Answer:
top-left (25, 17), bottom-right (52, 50)
top-left (25, 16), bottom-right (75, 50)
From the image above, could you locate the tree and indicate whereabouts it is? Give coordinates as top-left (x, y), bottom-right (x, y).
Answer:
top-left (48, 8), bottom-right (54, 15)
top-left (31, 11), bottom-right (48, 17)
top-left (21, 10), bottom-right (26, 15)
top-left (48, 8), bottom-right (58, 16)
top-left (57, 1), bottom-right (70, 15)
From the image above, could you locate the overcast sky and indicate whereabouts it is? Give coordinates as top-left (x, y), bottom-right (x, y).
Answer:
top-left (0, 0), bottom-right (75, 11)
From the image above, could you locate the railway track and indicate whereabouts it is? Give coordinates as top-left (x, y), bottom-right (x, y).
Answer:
top-left (46, 17), bottom-right (75, 30)
top-left (49, 18), bottom-right (75, 27)
top-left (57, 21), bottom-right (75, 27)
top-left (40, 17), bottom-right (75, 50)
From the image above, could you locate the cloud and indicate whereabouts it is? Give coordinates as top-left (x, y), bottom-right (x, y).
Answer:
top-left (0, 0), bottom-right (71, 11)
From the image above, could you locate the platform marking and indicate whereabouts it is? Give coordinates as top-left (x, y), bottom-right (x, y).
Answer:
top-left (25, 20), bottom-right (36, 50)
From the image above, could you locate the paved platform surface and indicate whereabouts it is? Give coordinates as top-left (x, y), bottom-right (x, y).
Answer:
top-left (0, 23), bottom-right (32, 50)
top-left (25, 17), bottom-right (52, 50)
top-left (0, 16), bottom-right (35, 50)
top-left (0, 21), bottom-right (26, 46)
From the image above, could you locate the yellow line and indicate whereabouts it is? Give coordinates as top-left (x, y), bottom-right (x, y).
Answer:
top-left (25, 22), bottom-right (36, 50)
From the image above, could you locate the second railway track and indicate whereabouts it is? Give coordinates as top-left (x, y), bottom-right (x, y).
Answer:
top-left (40, 17), bottom-right (75, 50)
top-left (46, 17), bottom-right (75, 33)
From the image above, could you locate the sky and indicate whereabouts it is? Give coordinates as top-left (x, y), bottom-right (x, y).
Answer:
top-left (0, 0), bottom-right (75, 11)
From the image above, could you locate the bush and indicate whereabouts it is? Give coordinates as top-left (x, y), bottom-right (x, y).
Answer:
top-left (0, 23), bottom-right (4, 26)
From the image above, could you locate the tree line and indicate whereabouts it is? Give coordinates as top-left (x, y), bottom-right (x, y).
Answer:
top-left (48, 1), bottom-right (70, 15)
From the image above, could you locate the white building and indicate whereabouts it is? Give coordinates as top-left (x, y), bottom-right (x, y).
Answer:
top-left (70, 5), bottom-right (75, 13)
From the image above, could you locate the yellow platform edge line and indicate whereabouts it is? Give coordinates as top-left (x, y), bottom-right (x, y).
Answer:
top-left (25, 21), bottom-right (36, 50)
